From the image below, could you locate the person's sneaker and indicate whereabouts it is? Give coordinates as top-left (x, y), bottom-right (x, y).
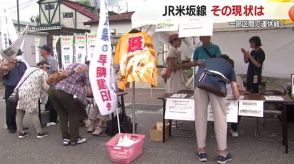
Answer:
top-left (63, 139), bottom-right (70, 146)
top-left (230, 129), bottom-right (239, 137)
top-left (46, 122), bottom-right (57, 127)
top-left (37, 132), bottom-right (48, 139)
top-left (196, 152), bottom-right (208, 162)
top-left (217, 153), bottom-right (232, 164)
top-left (71, 137), bottom-right (87, 146)
top-left (18, 132), bottom-right (29, 139)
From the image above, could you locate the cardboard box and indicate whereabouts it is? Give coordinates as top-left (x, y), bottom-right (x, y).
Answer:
top-left (149, 124), bottom-right (169, 142)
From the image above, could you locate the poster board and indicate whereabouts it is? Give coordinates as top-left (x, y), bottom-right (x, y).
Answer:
top-left (60, 36), bottom-right (74, 68)
top-left (291, 74), bottom-right (294, 98)
top-left (239, 100), bottom-right (264, 117)
top-left (165, 98), bottom-right (195, 121)
top-left (207, 100), bottom-right (239, 123)
top-left (74, 34), bottom-right (87, 64)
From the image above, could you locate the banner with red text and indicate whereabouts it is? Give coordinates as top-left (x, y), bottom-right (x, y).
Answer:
top-left (89, 0), bottom-right (117, 115)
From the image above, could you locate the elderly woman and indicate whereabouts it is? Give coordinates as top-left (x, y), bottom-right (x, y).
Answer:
top-left (87, 105), bottom-right (107, 136)
top-left (165, 34), bottom-right (197, 93)
top-left (16, 61), bottom-right (50, 139)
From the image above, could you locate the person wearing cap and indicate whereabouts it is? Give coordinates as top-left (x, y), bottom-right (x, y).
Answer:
top-left (165, 34), bottom-right (197, 93)
top-left (3, 50), bottom-right (27, 133)
top-left (39, 45), bottom-right (59, 127)
top-left (39, 45), bottom-right (59, 74)
top-left (230, 36), bottom-right (266, 137)
top-left (15, 60), bottom-right (50, 139)
top-left (192, 36), bottom-right (222, 63)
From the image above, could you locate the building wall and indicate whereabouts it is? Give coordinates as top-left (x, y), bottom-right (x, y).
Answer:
top-left (40, 1), bottom-right (91, 30)
top-left (89, 20), bottom-right (132, 35)
top-left (23, 33), bottom-right (48, 66)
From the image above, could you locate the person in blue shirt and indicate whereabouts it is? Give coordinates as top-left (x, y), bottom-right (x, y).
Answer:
top-left (3, 50), bottom-right (27, 133)
top-left (193, 36), bottom-right (222, 63)
top-left (194, 55), bottom-right (240, 164)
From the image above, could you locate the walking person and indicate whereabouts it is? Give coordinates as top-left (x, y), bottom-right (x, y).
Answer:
top-left (16, 61), bottom-right (50, 139)
top-left (48, 63), bottom-right (92, 146)
top-left (39, 45), bottom-right (59, 126)
top-left (194, 55), bottom-right (240, 164)
top-left (3, 50), bottom-right (27, 133)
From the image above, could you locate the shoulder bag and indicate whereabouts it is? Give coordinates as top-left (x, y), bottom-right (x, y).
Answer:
top-left (8, 69), bottom-right (39, 103)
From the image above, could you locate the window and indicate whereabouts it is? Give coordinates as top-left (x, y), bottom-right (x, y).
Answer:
top-left (63, 12), bottom-right (73, 18)
top-left (44, 4), bottom-right (55, 10)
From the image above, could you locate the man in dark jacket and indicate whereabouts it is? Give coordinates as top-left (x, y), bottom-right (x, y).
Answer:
top-left (3, 51), bottom-right (27, 133)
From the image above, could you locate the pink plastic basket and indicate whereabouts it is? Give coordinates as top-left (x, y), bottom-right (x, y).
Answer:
top-left (106, 133), bottom-right (145, 164)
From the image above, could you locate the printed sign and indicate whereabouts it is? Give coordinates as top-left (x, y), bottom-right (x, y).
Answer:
top-left (165, 98), bottom-right (195, 121)
top-left (60, 36), bottom-right (74, 68)
top-left (74, 34), bottom-right (86, 64)
top-left (89, 0), bottom-right (117, 115)
top-left (292, 74), bottom-right (294, 98)
top-left (207, 100), bottom-right (239, 123)
top-left (52, 35), bottom-right (60, 65)
top-left (179, 19), bottom-right (213, 37)
top-left (155, 19), bottom-right (179, 32)
top-left (86, 33), bottom-right (97, 60)
top-left (35, 37), bottom-right (41, 63)
top-left (239, 100), bottom-right (264, 117)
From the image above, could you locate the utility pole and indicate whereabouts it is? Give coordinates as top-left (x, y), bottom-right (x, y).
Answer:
top-left (17, 0), bottom-right (20, 32)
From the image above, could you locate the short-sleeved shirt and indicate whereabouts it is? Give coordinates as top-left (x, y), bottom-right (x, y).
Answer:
top-left (195, 58), bottom-right (236, 88)
top-left (247, 48), bottom-right (265, 84)
top-left (54, 63), bottom-right (90, 105)
top-left (165, 46), bottom-right (182, 65)
top-left (193, 43), bottom-right (222, 61)
top-left (46, 55), bottom-right (59, 74)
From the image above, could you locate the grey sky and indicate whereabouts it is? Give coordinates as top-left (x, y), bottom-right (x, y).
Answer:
top-left (4, 0), bottom-right (144, 22)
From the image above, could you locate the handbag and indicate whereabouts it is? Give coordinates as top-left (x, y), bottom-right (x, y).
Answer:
top-left (105, 113), bottom-right (133, 136)
top-left (195, 69), bottom-right (229, 97)
top-left (46, 71), bottom-right (69, 85)
top-left (8, 69), bottom-right (39, 103)
top-left (160, 68), bottom-right (172, 79)
top-left (47, 64), bottom-right (80, 85)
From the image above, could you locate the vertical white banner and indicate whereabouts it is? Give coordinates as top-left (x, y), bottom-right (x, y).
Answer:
top-left (74, 34), bottom-right (86, 64)
top-left (86, 33), bottom-right (97, 61)
top-left (60, 35), bottom-right (74, 68)
top-left (35, 37), bottom-right (41, 63)
top-left (89, 0), bottom-right (117, 115)
top-left (52, 35), bottom-right (60, 65)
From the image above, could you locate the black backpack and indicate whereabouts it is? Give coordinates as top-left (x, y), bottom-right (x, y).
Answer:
top-left (105, 113), bottom-right (133, 136)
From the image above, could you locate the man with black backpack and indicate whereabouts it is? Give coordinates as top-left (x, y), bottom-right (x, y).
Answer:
top-left (193, 36), bottom-right (222, 63)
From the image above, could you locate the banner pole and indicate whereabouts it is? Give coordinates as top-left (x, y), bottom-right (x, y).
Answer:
top-left (132, 81), bottom-right (136, 133)
top-left (116, 108), bottom-right (121, 134)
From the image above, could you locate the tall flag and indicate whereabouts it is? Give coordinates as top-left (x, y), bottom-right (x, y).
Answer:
top-left (60, 35), bottom-right (74, 68)
top-left (89, 0), bottom-right (117, 115)
top-left (74, 34), bottom-right (87, 64)
top-left (52, 35), bottom-right (60, 67)
top-left (35, 37), bottom-right (41, 63)
top-left (0, 7), bottom-right (29, 66)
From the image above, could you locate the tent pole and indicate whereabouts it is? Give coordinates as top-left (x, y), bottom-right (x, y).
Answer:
top-left (132, 81), bottom-right (136, 133)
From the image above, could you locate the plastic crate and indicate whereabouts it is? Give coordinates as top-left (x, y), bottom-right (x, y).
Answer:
top-left (106, 133), bottom-right (145, 164)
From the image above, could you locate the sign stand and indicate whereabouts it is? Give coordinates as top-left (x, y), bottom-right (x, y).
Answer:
top-left (132, 81), bottom-right (136, 133)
